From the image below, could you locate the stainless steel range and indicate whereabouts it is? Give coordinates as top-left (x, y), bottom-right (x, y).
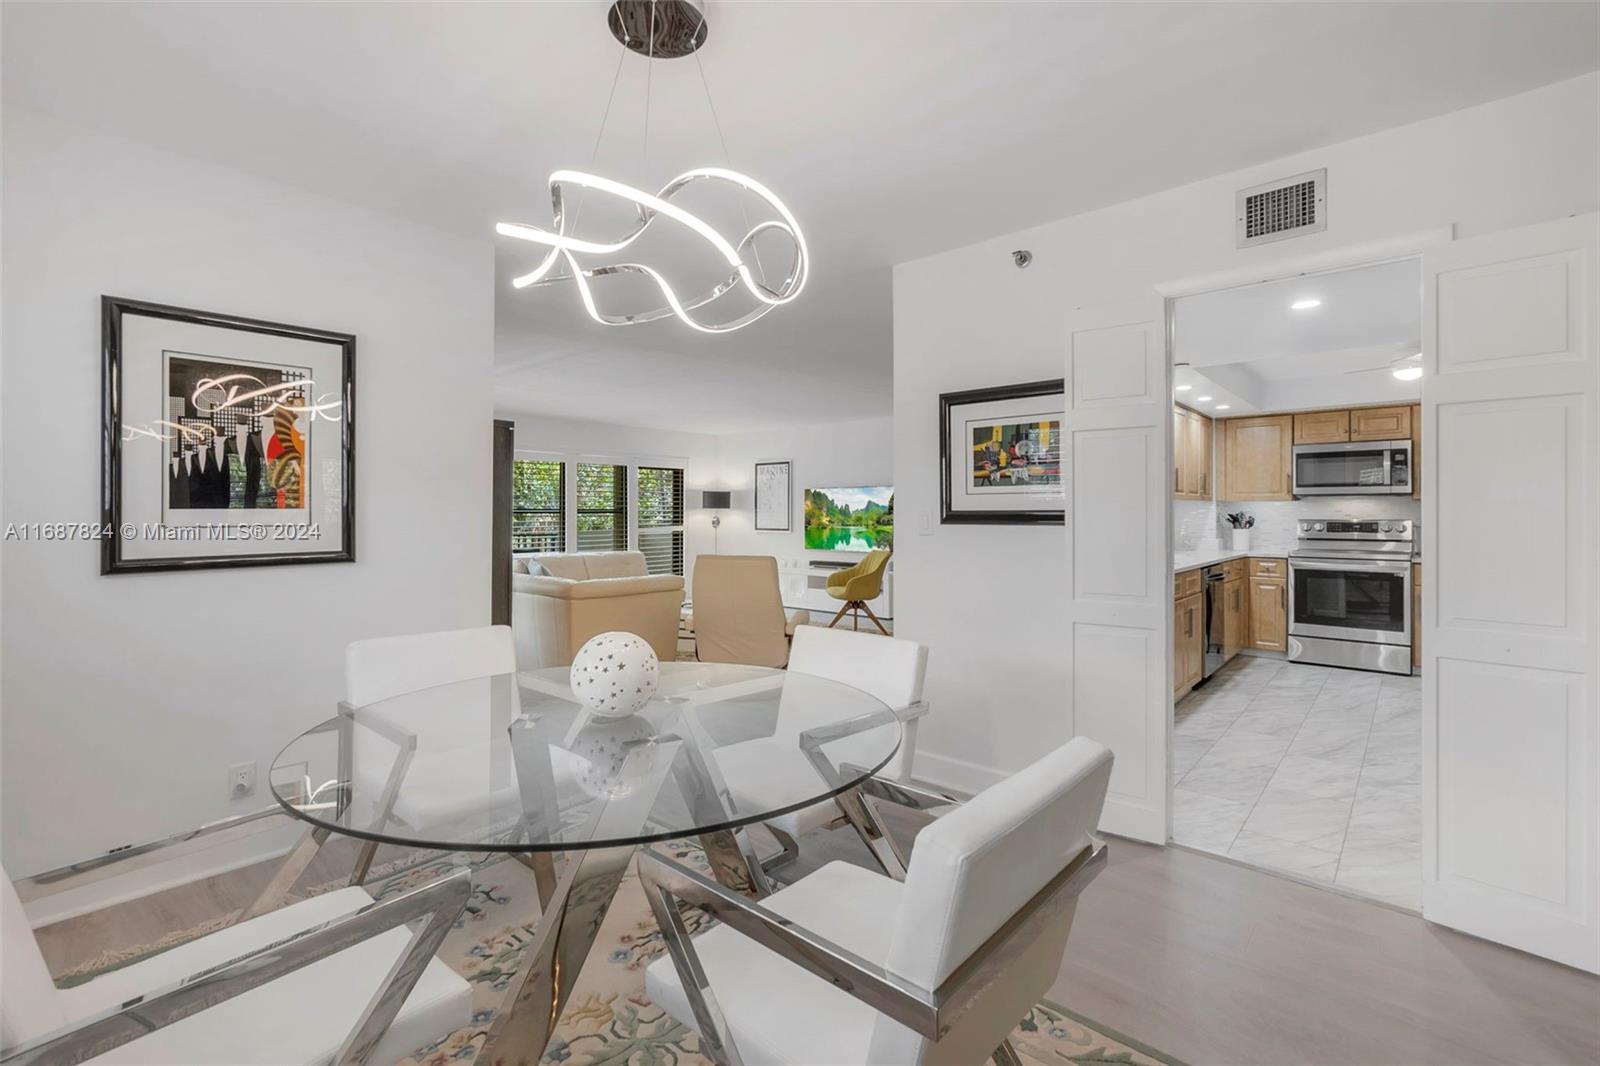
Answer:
top-left (1287, 518), bottom-right (1415, 675)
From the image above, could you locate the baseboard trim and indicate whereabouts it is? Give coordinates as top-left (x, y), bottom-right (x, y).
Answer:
top-left (912, 750), bottom-right (1007, 796)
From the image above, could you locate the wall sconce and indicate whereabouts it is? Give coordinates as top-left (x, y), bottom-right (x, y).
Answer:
top-left (701, 490), bottom-right (731, 553)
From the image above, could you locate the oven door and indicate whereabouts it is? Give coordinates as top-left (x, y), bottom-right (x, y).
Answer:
top-left (1288, 557), bottom-right (1412, 645)
top-left (1292, 440), bottom-right (1411, 495)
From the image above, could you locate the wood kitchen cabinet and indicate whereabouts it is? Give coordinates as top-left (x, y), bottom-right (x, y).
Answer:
top-left (1248, 557), bottom-right (1288, 652)
top-left (1173, 405), bottom-right (1212, 500)
top-left (1218, 415), bottom-right (1293, 500)
top-left (1350, 404), bottom-right (1413, 441)
top-left (1293, 409), bottom-right (1350, 444)
top-left (1222, 572), bottom-right (1245, 659)
top-left (1174, 590), bottom-right (1204, 697)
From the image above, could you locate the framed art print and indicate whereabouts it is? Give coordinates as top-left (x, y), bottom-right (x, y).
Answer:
top-left (102, 296), bottom-right (356, 573)
top-left (754, 459), bottom-right (792, 531)
top-left (939, 379), bottom-right (1065, 524)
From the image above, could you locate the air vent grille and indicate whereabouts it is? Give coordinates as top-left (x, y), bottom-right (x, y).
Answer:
top-left (1236, 169), bottom-right (1326, 248)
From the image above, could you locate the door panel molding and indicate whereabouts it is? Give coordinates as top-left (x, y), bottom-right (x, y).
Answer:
top-left (1065, 298), bottom-right (1168, 843)
top-left (1422, 213), bottom-right (1599, 973)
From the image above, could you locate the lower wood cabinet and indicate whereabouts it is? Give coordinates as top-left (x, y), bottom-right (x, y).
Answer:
top-left (1248, 563), bottom-right (1288, 652)
top-left (1222, 576), bottom-right (1244, 658)
top-left (1175, 592), bottom-right (1204, 696)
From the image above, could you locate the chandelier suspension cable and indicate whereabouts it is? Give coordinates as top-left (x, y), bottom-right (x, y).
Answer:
top-left (693, 46), bottom-right (768, 291)
top-left (641, 0), bottom-right (657, 172)
top-left (566, 41), bottom-right (630, 245)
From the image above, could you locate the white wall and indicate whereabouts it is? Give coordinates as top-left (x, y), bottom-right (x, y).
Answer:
top-left (893, 73), bottom-right (1600, 792)
top-left (710, 416), bottom-right (894, 575)
top-left (496, 411), bottom-right (719, 586)
top-left (1, 107), bottom-right (495, 876)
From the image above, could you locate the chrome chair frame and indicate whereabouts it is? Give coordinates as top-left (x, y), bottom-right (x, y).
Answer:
top-left (638, 827), bottom-right (1107, 1066)
top-left (1, 866), bottom-right (471, 1066)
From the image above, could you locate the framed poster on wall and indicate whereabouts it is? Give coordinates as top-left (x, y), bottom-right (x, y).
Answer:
top-left (939, 378), bottom-right (1065, 524)
top-left (754, 460), bottom-right (792, 531)
top-left (102, 296), bottom-right (356, 573)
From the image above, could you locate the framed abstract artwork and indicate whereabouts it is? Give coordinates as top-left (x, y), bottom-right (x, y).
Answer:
top-left (753, 459), bottom-right (792, 531)
top-left (939, 379), bottom-right (1065, 524)
top-left (101, 296), bottom-right (356, 573)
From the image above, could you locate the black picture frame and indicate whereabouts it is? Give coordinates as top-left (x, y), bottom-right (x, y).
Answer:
top-left (939, 378), bottom-right (1065, 525)
top-left (101, 295), bottom-right (357, 574)
top-left (753, 460), bottom-right (792, 531)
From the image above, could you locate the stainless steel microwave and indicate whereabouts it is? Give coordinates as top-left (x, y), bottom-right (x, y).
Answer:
top-left (1291, 439), bottom-right (1412, 496)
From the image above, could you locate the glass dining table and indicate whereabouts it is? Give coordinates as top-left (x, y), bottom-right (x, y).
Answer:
top-left (259, 660), bottom-right (904, 1064)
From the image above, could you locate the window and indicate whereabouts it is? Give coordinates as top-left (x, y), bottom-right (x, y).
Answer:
top-left (511, 458), bottom-right (564, 554)
top-left (637, 466), bottom-right (685, 576)
top-left (576, 462), bottom-right (628, 552)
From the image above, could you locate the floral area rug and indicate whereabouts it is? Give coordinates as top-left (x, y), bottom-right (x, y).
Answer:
top-left (390, 843), bottom-right (1182, 1066)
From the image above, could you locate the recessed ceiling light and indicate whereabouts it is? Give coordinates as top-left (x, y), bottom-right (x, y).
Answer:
top-left (1175, 384), bottom-right (1192, 392)
top-left (1392, 366), bottom-right (1423, 382)
top-left (1215, 404), bottom-right (1231, 410)
top-left (1196, 396), bottom-right (1213, 402)
top-left (1290, 298), bottom-right (1322, 311)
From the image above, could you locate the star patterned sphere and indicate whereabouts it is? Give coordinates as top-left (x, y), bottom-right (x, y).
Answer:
top-left (569, 631), bottom-right (660, 717)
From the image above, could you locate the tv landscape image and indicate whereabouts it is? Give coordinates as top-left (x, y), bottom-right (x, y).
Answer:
top-left (804, 486), bottom-right (894, 552)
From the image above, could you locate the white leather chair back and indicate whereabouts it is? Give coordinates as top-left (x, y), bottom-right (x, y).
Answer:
top-left (1, 865), bottom-right (67, 1047)
top-left (786, 626), bottom-right (927, 779)
top-left (868, 737), bottom-right (1113, 1065)
top-left (345, 625), bottom-right (516, 707)
top-left (345, 626), bottom-right (520, 801)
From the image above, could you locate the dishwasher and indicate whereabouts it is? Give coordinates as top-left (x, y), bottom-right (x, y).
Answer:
top-left (1199, 564), bottom-right (1228, 684)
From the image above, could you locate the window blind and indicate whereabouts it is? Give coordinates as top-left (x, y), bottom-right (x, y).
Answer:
top-left (511, 459), bottom-right (564, 554)
top-left (637, 466), bottom-right (685, 576)
top-left (576, 462), bottom-right (628, 553)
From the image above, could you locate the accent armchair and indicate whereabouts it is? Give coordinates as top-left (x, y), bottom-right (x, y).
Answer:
top-left (691, 555), bottom-right (810, 668)
top-left (0, 814), bottom-right (472, 1066)
top-left (825, 549), bottom-right (892, 634)
top-left (641, 737), bottom-right (1113, 1066)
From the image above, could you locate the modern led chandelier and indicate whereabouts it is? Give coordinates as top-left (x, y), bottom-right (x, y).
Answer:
top-left (496, 0), bottom-right (807, 334)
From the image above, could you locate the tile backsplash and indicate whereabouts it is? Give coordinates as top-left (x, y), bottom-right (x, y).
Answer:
top-left (1173, 496), bottom-right (1420, 554)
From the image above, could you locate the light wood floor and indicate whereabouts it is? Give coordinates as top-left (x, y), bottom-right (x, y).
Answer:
top-left (35, 826), bottom-right (1600, 1066)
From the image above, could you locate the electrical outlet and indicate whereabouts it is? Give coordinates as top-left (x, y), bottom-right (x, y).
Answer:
top-left (229, 760), bottom-right (257, 798)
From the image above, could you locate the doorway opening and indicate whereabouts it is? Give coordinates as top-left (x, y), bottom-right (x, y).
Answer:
top-left (1167, 257), bottom-right (1424, 910)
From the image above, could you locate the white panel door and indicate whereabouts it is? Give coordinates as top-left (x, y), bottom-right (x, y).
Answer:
top-left (1064, 298), bottom-right (1169, 842)
top-left (1422, 214), bottom-right (1599, 973)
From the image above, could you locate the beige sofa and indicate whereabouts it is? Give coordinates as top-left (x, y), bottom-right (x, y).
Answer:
top-left (511, 551), bottom-right (684, 670)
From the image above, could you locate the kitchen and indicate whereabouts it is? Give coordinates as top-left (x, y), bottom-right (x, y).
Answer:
top-left (1168, 259), bottom-right (1424, 910)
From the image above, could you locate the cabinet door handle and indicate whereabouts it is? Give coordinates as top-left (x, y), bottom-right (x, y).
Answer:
top-left (1200, 470), bottom-right (1207, 494)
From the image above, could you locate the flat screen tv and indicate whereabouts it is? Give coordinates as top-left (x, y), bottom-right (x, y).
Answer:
top-left (804, 486), bottom-right (894, 552)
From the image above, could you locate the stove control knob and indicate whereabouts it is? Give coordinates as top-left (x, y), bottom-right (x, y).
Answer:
top-left (1299, 522), bottom-right (1309, 532)
top-left (1313, 522), bottom-right (1326, 532)
top-left (1380, 523), bottom-right (1392, 533)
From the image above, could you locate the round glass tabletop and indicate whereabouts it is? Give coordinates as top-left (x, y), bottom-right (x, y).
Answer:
top-left (268, 661), bottom-right (901, 853)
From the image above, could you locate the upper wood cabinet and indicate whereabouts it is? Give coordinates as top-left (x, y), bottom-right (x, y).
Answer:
top-left (1173, 405), bottom-right (1212, 500)
top-left (1294, 409), bottom-right (1350, 444)
top-left (1350, 404), bottom-right (1413, 441)
top-left (1218, 415), bottom-right (1293, 500)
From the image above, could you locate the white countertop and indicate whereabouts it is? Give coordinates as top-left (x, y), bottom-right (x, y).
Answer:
top-left (1173, 544), bottom-right (1291, 573)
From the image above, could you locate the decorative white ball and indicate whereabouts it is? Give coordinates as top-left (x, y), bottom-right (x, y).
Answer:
top-left (569, 631), bottom-right (660, 717)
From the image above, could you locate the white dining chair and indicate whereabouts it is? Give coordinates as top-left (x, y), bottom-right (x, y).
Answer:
top-left (641, 736), bottom-right (1113, 1066)
top-left (0, 845), bottom-right (472, 1065)
top-left (714, 625), bottom-right (930, 868)
top-left (340, 625), bottom-right (527, 880)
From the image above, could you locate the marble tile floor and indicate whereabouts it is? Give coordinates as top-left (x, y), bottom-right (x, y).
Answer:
top-left (1172, 655), bottom-right (1421, 909)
